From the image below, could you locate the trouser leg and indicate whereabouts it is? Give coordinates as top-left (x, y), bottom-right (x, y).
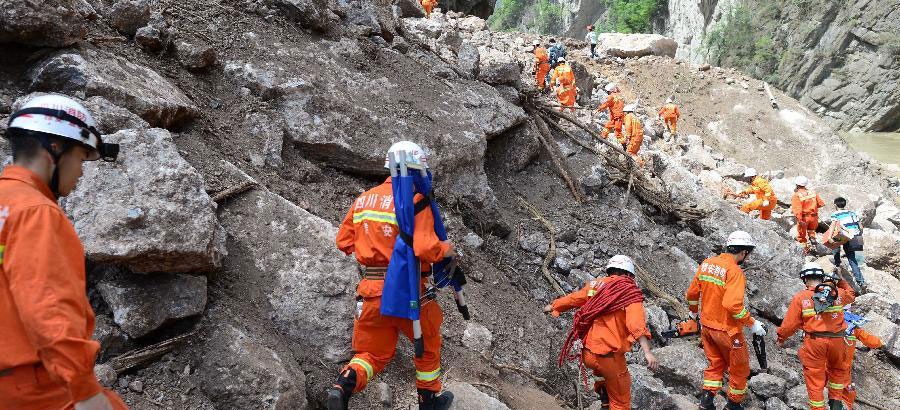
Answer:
top-left (726, 332), bottom-right (750, 403)
top-left (701, 328), bottom-right (727, 395)
top-left (843, 246), bottom-right (864, 287)
top-left (800, 338), bottom-right (828, 409)
top-left (345, 298), bottom-right (399, 392)
top-left (583, 350), bottom-right (630, 410)
top-left (826, 339), bottom-right (850, 403)
top-left (399, 302), bottom-right (444, 392)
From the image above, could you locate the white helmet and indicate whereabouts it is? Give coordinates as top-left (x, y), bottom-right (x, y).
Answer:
top-left (605, 83), bottom-right (617, 93)
top-left (743, 167), bottom-right (758, 178)
top-left (666, 96), bottom-right (674, 104)
top-left (726, 230), bottom-right (756, 248)
top-left (799, 262), bottom-right (825, 280)
top-left (606, 255), bottom-right (635, 275)
top-left (384, 140), bottom-right (428, 170)
top-left (533, 40), bottom-right (541, 46)
top-left (623, 103), bottom-right (637, 113)
top-left (6, 94), bottom-right (118, 162)
top-left (557, 57), bottom-right (566, 63)
top-left (794, 176), bottom-right (809, 187)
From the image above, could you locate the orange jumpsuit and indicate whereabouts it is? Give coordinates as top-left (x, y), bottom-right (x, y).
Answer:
top-left (622, 112), bottom-right (645, 166)
top-left (658, 103), bottom-right (680, 134)
top-left (420, 0), bottom-right (437, 18)
top-left (335, 177), bottom-right (450, 393)
top-left (550, 63), bottom-right (576, 112)
top-left (597, 94), bottom-right (625, 142)
top-left (791, 188), bottom-right (825, 244)
top-left (776, 281), bottom-right (856, 410)
top-left (837, 328), bottom-right (882, 409)
top-left (739, 176), bottom-right (777, 220)
top-left (534, 47), bottom-right (550, 91)
top-left (685, 253), bottom-right (755, 403)
top-left (0, 166), bottom-right (128, 410)
top-left (551, 276), bottom-right (651, 410)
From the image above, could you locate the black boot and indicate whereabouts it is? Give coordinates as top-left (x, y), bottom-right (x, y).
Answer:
top-left (326, 370), bottom-right (356, 410)
top-left (699, 391), bottom-right (716, 410)
top-left (418, 389), bottom-right (454, 410)
top-left (723, 399), bottom-right (744, 410)
top-left (596, 385), bottom-right (609, 408)
top-left (829, 399), bottom-right (845, 410)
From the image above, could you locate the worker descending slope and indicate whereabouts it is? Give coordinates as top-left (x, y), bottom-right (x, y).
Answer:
top-left (736, 168), bottom-right (777, 220)
top-left (533, 41), bottom-right (550, 91)
top-left (835, 309), bottom-right (883, 409)
top-left (595, 83), bottom-right (625, 142)
top-left (550, 57), bottom-right (576, 112)
top-left (328, 141), bottom-right (456, 410)
top-left (622, 104), bottom-right (645, 167)
top-left (776, 263), bottom-right (856, 410)
top-left (791, 176), bottom-right (825, 251)
top-left (420, 0), bottom-right (437, 18)
top-left (0, 94), bottom-right (127, 410)
top-left (545, 255), bottom-right (658, 410)
top-left (685, 231), bottom-right (767, 410)
top-left (828, 197), bottom-right (865, 293)
top-left (658, 96), bottom-right (680, 136)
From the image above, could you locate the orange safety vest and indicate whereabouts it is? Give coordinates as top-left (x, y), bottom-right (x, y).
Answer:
top-left (776, 281), bottom-right (856, 343)
top-left (685, 253), bottom-right (754, 336)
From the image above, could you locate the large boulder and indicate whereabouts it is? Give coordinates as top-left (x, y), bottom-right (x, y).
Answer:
top-left (197, 322), bottom-right (308, 409)
top-left (65, 128), bottom-right (226, 273)
top-left (850, 293), bottom-right (900, 324)
top-left (217, 188), bottom-right (356, 362)
top-left (629, 365), bottom-right (677, 409)
top-left (654, 341), bottom-right (707, 388)
top-left (749, 373), bottom-right (787, 399)
top-left (597, 33), bottom-right (678, 58)
top-left (28, 49), bottom-right (199, 128)
top-left (477, 47), bottom-right (521, 86)
top-left (862, 229), bottom-right (900, 272)
top-left (0, 0), bottom-right (93, 47)
top-left (97, 270), bottom-right (207, 338)
top-left (446, 382), bottom-right (511, 410)
top-left (107, 0), bottom-right (153, 35)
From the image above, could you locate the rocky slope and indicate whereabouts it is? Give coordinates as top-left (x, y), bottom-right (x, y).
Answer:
top-left (0, 1), bottom-right (899, 410)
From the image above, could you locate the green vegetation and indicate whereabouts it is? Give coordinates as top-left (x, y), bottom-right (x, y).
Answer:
top-left (487, 0), bottom-right (563, 34)
top-left (533, 0), bottom-right (565, 34)
top-left (487, 0), bottom-right (527, 32)
top-left (598, 0), bottom-right (662, 34)
top-left (702, 3), bottom-right (782, 82)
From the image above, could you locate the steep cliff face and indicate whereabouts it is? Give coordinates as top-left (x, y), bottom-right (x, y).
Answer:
top-left (658, 0), bottom-right (900, 132)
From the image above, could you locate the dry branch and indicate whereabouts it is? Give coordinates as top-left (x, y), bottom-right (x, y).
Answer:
top-left (517, 196), bottom-right (565, 297)
top-left (633, 262), bottom-right (691, 320)
top-left (211, 180), bottom-right (258, 203)
top-left (107, 331), bottom-right (195, 373)
top-left (526, 108), bottom-right (584, 202)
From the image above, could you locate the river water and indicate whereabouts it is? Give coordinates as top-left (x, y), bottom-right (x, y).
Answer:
top-left (842, 132), bottom-right (900, 170)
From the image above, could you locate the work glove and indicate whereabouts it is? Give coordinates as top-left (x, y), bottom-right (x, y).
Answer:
top-left (762, 200), bottom-right (770, 207)
top-left (751, 319), bottom-right (767, 336)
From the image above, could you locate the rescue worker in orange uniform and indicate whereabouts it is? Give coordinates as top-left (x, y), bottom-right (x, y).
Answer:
top-left (544, 255), bottom-right (659, 410)
top-left (0, 94), bottom-right (127, 410)
top-left (836, 309), bottom-right (883, 409)
top-left (685, 231), bottom-right (767, 410)
top-left (791, 176), bottom-right (824, 249)
top-left (533, 41), bottom-right (550, 91)
top-left (595, 83), bottom-right (625, 142)
top-left (550, 57), bottom-right (576, 112)
top-left (776, 263), bottom-right (856, 410)
top-left (737, 168), bottom-right (777, 220)
top-left (328, 141), bottom-right (456, 410)
top-left (658, 96), bottom-right (680, 136)
top-left (420, 0), bottom-right (437, 18)
top-left (622, 104), bottom-right (645, 167)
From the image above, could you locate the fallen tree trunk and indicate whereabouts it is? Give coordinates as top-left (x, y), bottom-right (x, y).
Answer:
top-left (526, 107), bottom-right (584, 202)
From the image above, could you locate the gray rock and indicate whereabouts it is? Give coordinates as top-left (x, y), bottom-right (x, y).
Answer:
top-left (785, 384), bottom-right (807, 409)
top-left (485, 123), bottom-right (539, 174)
top-left (765, 397), bottom-right (790, 410)
top-left (217, 188), bottom-right (356, 362)
top-left (670, 394), bottom-right (697, 409)
top-left (244, 112), bottom-right (285, 168)
top-left (850, 293), bottom-right (900, 324)
top-left (94, 363), bottom-right (117, 388)
top-left (554, 248), bottom-right (575, 273)
top-left (177, 41), bottom-right (217, 71)
top-left (654, 342), bottom-right (707, 388)
top-left (98, 271), bottom-right (207, 338)
top-left (519, 232), bottom-right (549, 255)
top-left (447, 382), bottom-right (510, 410)
top-left (394, 0), bottom-right (424, 18)
top-left (65, 129), bottom-right (226, 273)
top-left (378, 381), bottom-right (392, 406)
top-left (463, 232), bottom-right (484, 249)
top-left (863, 229), bottom-right (900, 272)
top-left (477, 47), bottom-right (521, 86)
top-left (749, 373), bottom-right (787, 399)
top-left (198, 323), bottom-right (308, 409)
top-left (267, 0), bottom-right (338, 32)
top-left (580, 164), bottom-right (608, 195)
top-left (92, 315), bottom-right (130, 361)
top-left (29, 49), bottom-right (198, 128)
top-left (645, 302), bottom-right (670, 340)
top-left (462, 322), bottom-right (493, 354)
top-left (135, 24), bottom-right (165, 51)
top-left (629, 365), bottom-right (677, 409)
top-left (128, 380), bottom-right (144, 393)
top-left (108, 0), bottom-right (153, 35)
top-left (457, 43), bottom-right (480, 80)
top-left (768, 363), bottom-right (802, 388)
top-left (597, 33), bottom-right (678, 58)
top-left (0, 0), bottom-right (92, 47)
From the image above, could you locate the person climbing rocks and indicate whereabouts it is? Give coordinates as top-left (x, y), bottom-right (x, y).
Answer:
top-left (622, 104), bottom-right (645, 167)
top-left (658, 96), bottom-right (680, 136)
top-left (595, 83), bottom-right (625, 142)
top-left (0, 94), bottom-right (127, 410)
top-left (545, 39), bottom-right (566, 89)
top-left (685, 231), bottom-right (766, 410)
top-left (533, 40), bottom-right (550, 91)
top-left (791, 176), bottom-right (824, 252)
top-left (829, 196), bottom-right (865, 293)
top-left (550, 57), bottom-right (576, 112)
top-left (544, 255), bottom-right (659, 410)
top-left (735, 168), bottom-right (777, 220)
top-left (328, 141), bottom-right (456, 410)
top-left (836, 308), bottom-right (882, 409)
top-left (420, 0), bottom-right (437, 18)
top-left (776, 263), bottom-right (856, 410)
top-left (585, 25), bottom-right (597, 58)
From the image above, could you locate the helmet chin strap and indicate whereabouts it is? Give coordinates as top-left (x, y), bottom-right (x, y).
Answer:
top-left (36, 137), bottom-right (73, 199)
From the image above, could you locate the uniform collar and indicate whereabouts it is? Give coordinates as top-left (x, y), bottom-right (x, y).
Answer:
top-left (0, 165), bottom-right (56, 201)
top-left (718, 253), bottom-right (737, 264)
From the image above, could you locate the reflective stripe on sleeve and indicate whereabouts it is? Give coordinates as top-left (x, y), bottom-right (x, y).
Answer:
top-left (733, 307), bottom-right (749, 320)
top-left (350, 358), bottom-right (374, 382)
